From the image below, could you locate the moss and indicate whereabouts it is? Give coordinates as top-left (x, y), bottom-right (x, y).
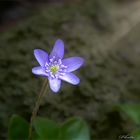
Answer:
top-left (0, 0), bottom-right (140, 139)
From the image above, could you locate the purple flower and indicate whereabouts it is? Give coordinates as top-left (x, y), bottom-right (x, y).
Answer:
top-left (32, 39), bottom-right (84, 92)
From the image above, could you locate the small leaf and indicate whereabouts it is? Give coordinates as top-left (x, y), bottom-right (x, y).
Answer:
top-left (33, 117), bottom-right (60, 139)
top-left (8, 114), bottom-right (29, 140)
top-left (132, 128), bottom-right (140, 140)
top-left (32, 132), bottom-right (41, 140)
top-left (118, 104), bottom-right (140, 124)
top-left (60, 117), bottom-right (90, 140)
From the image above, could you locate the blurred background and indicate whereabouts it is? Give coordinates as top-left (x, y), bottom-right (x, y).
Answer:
top-left (0, 0), bottom-right (140, 139)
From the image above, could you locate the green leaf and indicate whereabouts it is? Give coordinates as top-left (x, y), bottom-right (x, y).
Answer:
top-left (32, 132), bottom-right (41, 140)
top-left (8, 114), bottom-right (29, 140)
top-left (118, 104), bottom-right (140, 124)
top-left (132, 128), bottom-right (140, 140)
top-left (60, 117), bottom-right (90, 140)
top-left (33, 116), bottom-right (60, 139)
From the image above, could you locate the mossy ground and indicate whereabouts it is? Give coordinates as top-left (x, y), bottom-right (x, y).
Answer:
top-left (0, 0), bottom-right (140, 139)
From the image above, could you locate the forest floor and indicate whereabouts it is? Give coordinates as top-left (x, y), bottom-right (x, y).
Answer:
top-left (0, 0), bottom-right (140, 139)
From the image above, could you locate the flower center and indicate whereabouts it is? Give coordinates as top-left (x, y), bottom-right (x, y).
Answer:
top-left (45, 56), bottom-right (67, 79)
top-left (50, 65), bottom-right (59, 74)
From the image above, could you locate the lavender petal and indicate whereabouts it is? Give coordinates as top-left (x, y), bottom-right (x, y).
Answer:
top-left (62, 57), bottom-right (84, 72)
top-left (34, 49), bottom-right (49, 66)
top-left (49, 78), bottom-right (61, 92)
top-left (32, 66), bottom-right (48, 76)
top-left (49, 39), bottom-right (64, 59)
top-left (59, 73), bottom-right (80, 85)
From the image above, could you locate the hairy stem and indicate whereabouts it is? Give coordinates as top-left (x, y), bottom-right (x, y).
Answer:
top-left (29, 79), bottom-right (48, 140)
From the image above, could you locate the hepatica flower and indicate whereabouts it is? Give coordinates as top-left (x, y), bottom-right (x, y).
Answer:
top-left (32, 39), bottom-right (84, 92)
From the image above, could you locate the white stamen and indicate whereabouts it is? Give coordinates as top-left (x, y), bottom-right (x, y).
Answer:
top-left (45, 56), bottom-right (67, 79)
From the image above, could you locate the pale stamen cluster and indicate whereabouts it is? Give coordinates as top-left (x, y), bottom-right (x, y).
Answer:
top-left (45, 56), bottom-right (67, 79)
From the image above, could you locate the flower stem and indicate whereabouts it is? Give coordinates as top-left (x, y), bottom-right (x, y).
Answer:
top-left (29, 79), bottom-right (48, 140)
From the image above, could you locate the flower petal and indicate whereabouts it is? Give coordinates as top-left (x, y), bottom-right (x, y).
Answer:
top-left (34, 49), bottom-right (48, 66)
top-left (49, 39), bottom-right (64, 59)
top-left (32, 66), bottom-right (48, 76)
top-left (59, 73), bottom-right (80, 85)
top-left (49, 78), bottom-right (61, 92)
top-left (62, 57), bottom-right (84, 72)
